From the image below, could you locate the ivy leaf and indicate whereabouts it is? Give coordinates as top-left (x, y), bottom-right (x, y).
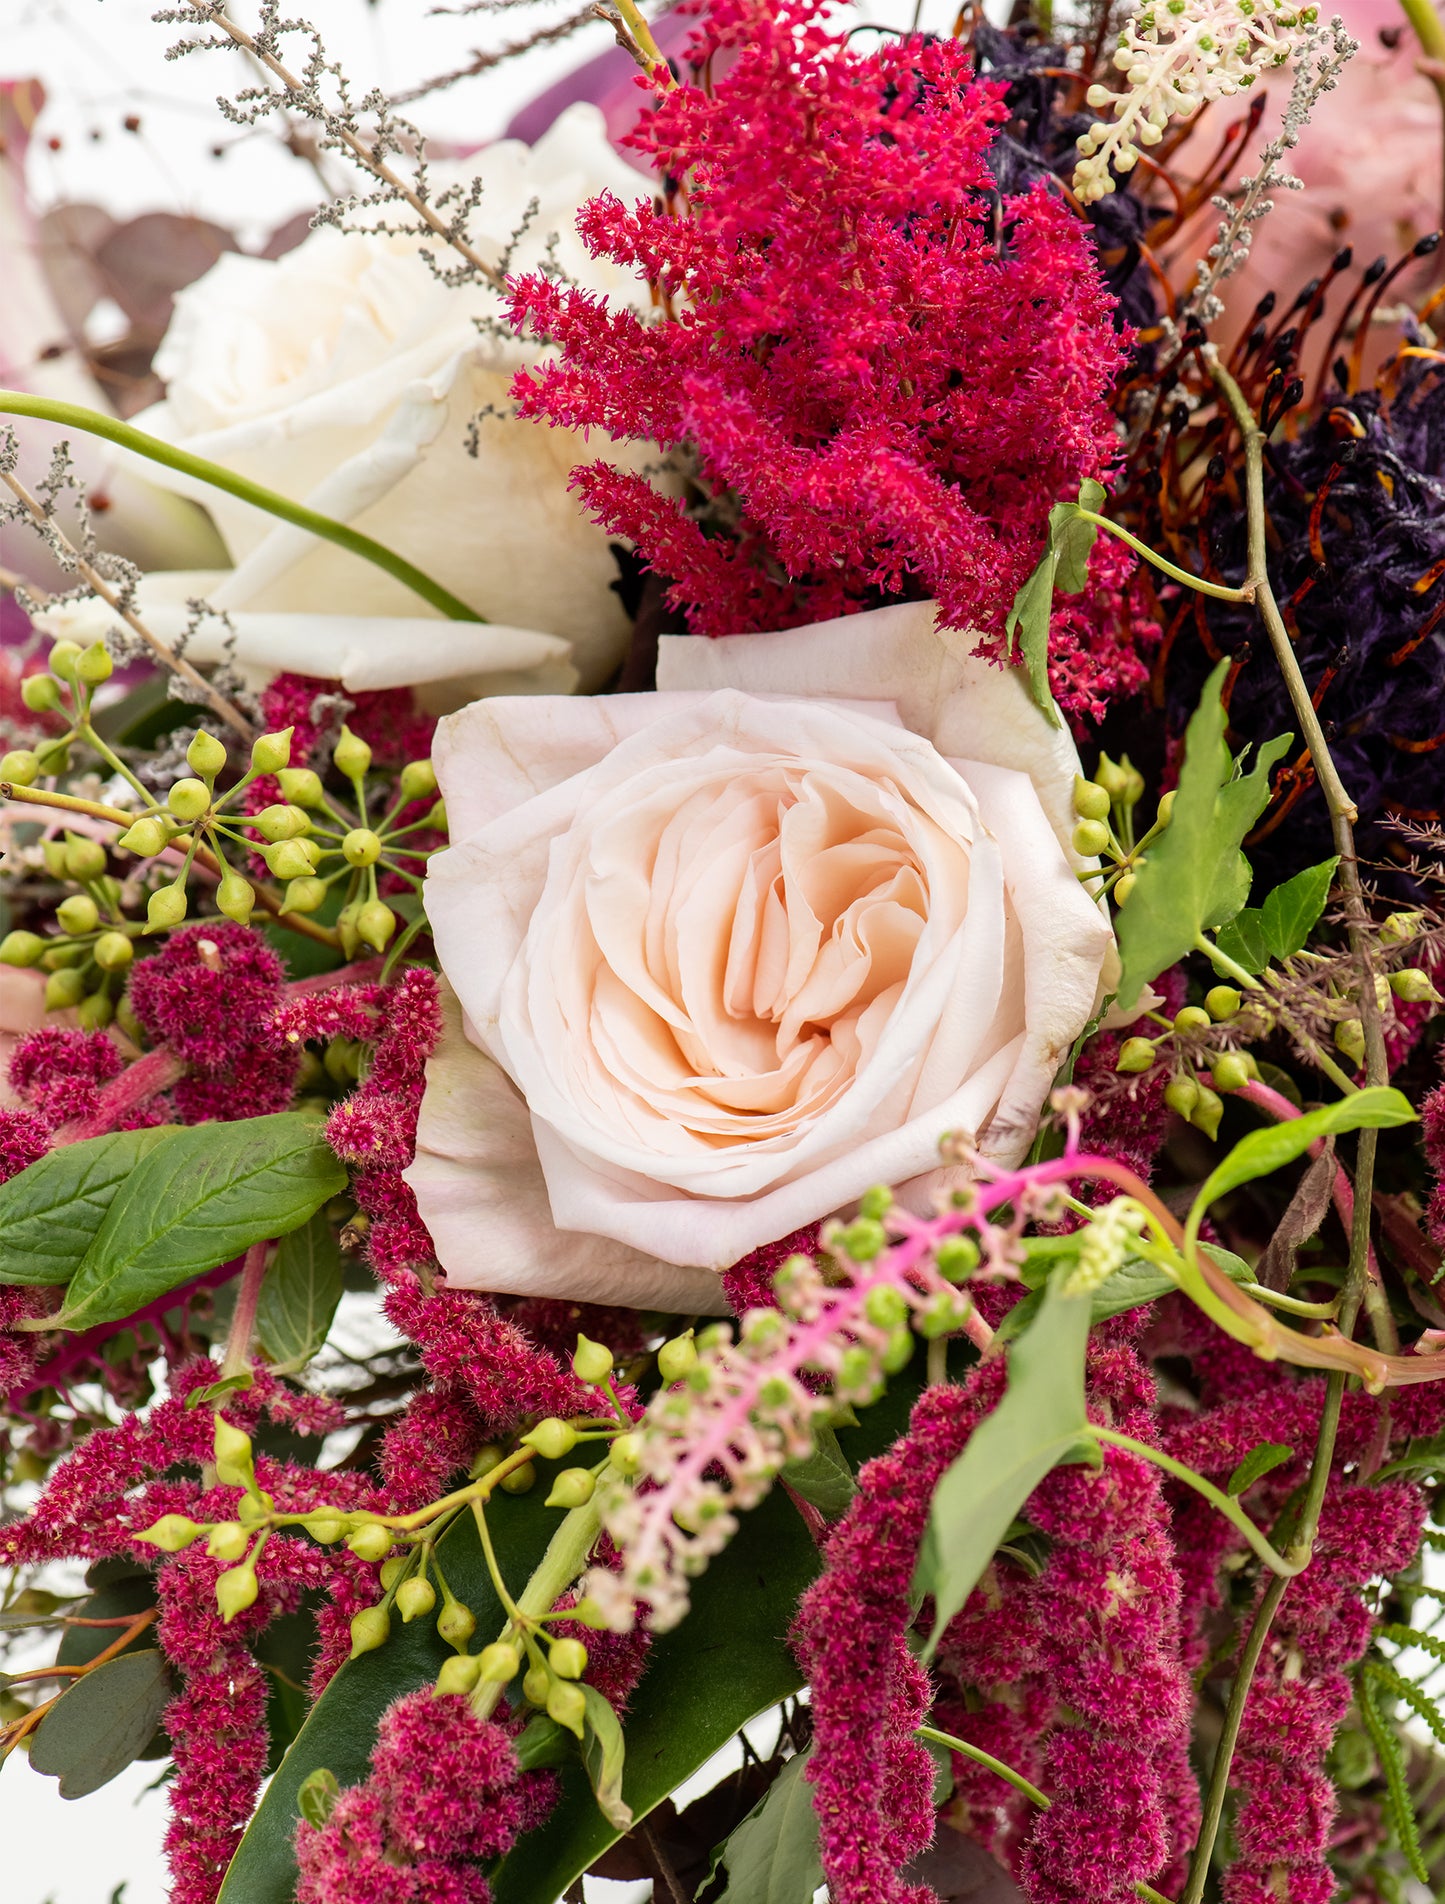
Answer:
top-left (1227, 1442), bottom-right (1295, 1496)
top-left (1214, 858), bottom-right (1339, 975)
top-left (1115, 661), bottom-right (1292, 1003)
top-left (29, 1649), bottom-right (172, 1797)
top-left (780, 1422), bottom-right (857, 1519)
top-left (579, 1686), bottom-right (632, 1833)
top-left (1189, 1087), bottom-right (1415, 1225)
top-left (914, 1278), bottom-right (1092, 1653)
top-left (1214, 909), bottom-right (1272, 977)
top-left (707, 1747), bottom-right (823, 1904)
top-left (46, 1113), bottom-right (346, 1333)
top-left (255, 1212), bottom-right (344, 1372)
top-left (0, 1127), bottom-right (177, 1286)
top-left (1001, 480), bottom-right (1103, 729)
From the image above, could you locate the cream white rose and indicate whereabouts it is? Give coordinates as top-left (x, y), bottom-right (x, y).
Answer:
top-left (404, 602), bottom-right (1115, 1312)
top-left (99, 105), bottom-right (655, 702)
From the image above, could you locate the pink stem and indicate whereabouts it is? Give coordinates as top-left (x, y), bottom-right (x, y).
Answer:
top-left (221, 1239), bottom-right (270, 1378)
top-left (54, 1048), bottom-right (185, 1143)
top-left (282, 958), bottom-right (385, 997)
top-left (11, 1258), bottom-right (241, 1403)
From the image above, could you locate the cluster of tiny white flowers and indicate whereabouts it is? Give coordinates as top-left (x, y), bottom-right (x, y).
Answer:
top-left (1061, 1196), bottom-right (1149, 1297)
top-left (1073, 0), bottom-right (1318, 205)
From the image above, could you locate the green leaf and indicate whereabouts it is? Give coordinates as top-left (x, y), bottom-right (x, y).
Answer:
top-left (1115, 660), bottom-right (1292, 1003)
top-left (579, 1685), bottom-right (632, 1833)
top-left (1054, 479), bottom-right (1106, 593)
top-left (0, 1127), bottom-right (177, 1286)
top-left (186, 1371), bottom-right (255, 1410)
top-left (1227, 1442), bottom-right (1295, 1495)
top-left (48, 1113), bottom-right (346, 1333)
top-left (255, 1212), bottom-right (344, 1372)
top-left (29, 1649), bottom-right (172, 1797)
top-left (296, 1768), bottom-right (339, 1830)
top-left (914, 1279), bottom-right (1091, 1652)
top-left (1189, 1087), bottom-right (1416, 1231)
top-left (1001, 481), bottom-right (1104, 730)
top-left (1214, 908), bottom-right (1272, 977)
top-left (780, 1421), bottom-right (857, 1519)
top-left (1260, 857), bottom-right (1339, 961)
top-left (708, 1747), bottom-right (823, 1904)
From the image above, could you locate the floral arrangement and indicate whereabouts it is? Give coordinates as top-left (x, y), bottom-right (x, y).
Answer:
top-left (6, 0), bottom-right (1445, 1899)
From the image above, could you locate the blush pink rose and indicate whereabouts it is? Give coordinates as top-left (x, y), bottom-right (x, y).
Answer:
top-left (404, 603), bottom-right (1115, 1312)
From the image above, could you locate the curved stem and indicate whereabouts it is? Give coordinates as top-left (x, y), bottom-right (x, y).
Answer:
top-left (1076, 509), bottom-right (1252, 602)
top-left (1089, 1427), bottom-right (1308, 1577)
top-left (0, 390), bottom-right (483, 625)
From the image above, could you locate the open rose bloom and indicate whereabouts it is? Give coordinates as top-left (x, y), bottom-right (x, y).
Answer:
top-left (406, 603), bottom-right (1116, 1310)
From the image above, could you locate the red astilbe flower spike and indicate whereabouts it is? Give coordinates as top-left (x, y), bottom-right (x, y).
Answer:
top-left (508, 0), bottom-right (1126, 649)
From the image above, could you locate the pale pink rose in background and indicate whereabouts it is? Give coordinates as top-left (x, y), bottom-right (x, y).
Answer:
top-left (405, 604), bottom-right (1115, 1312)
top-left (0, 967), bottom-right (51, 1110)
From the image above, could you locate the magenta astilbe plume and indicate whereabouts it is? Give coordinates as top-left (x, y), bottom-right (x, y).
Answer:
top-left (1047, 535), bottom-right (1160, 735)
top-left (508, 0), bottom-right (1125, 647)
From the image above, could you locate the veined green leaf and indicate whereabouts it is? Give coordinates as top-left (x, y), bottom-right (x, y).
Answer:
top-left (780, 1421), bottom-right (857, 1519)
top-left (1227, 1442), bottom-right (1295, 1496)
top-left (1188, 1087), bottom-right (1415, 1234)
top-left (1214, 857), bottom-right (1338, 975)
top-left (579, 1685), bottom-right (632, 1833)
top-left (0, 1127), bottom-right (177, 1286)
top-left (708, 1746), bottom-right (823, 1904)
top-left (1001, 480), bottom-right (1104, 729)
top-left (255, 1211), bottom-right (344, 1372)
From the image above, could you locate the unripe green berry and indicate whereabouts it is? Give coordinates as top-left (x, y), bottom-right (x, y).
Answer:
top-left (264, 840), bottom-right (318, 881)
top-left (881, 1325), bottom-right (914, 1375)
top-left (1335, 1018), bottom-right (1365, 1066)
top-left (435, 1655), bottom-right (482, 1696)
top-left (499, 1461), bottom-right (536, 1495)
top-left (1205, 986), bottom-right (1242, 1021)
top-left (399, 759), bottom-right (438, 802)
top-left (207, 1522), bottom-right (249, 1562)
top-left (426, 798), bottom-right (448, 833)
top-left (864, 1284), bottom-right (909, 1330)
top-left (934, 1234), bottom-right (980, 1283)
top-left (523, 1666), bottom-right (552, 1707)
top-left (216, 1565), bottom-right (259, 1624)
top-left (45, 967), bottom-right (87, 1011)
top-left (477, 1641), bottom-right (522, 1684)
top-left (1072, 776), bottom-right (1112, 822)
top-left (0, 749), bottom-right (40, 786)
top-left (573, 1334), bottom-right (614, 1386)
top-left (77, 640), bottom-right (112, 684)
top-left (250, 727), bottom-right (294, 775)
top-left (187, 731), bottom-right (228, 779)
top-left (64, 835), bottom-right (108, 881)
top-left (658, 1333), bottom-right (697, 1382)
top-left (94, 930), bottom-right (133, 971)
top-left (48, 640), bottom-right (83, 682)
top-left (436, 1601), bottom-right (476, 1647)
top-left (0, 930), bottom-right (45, 968)
top-left (252, 803), bottom-right (310, 843)
top-left (347, 1523), bottom-right (393, 1563)
top-left (1072, 819), bottom-right (1111, 858)
top-left (397, 1576), bottom-right (437, 1624)
top-left (280, 875), bottom-right (327, 916)
top-left (547, 1680), bottom-right (587, 1734)
top-left (78, 991), bottom-right (114, 1031)
top-left (545, 1467), bottom-right (597, 1509)
top-left (379, 1556), bottom-right (409, 1592)
top-left (1391, 968), bottom-right (1441, 1004)
top-left (522, 1417), bottom-right (578, 1461)
top-left (1156, 789), bottom-right (1177, 826)
top-left (349, 1606), bottom-right (391, 1657)
top-left (1173, 1006), bottom-right (1211, 1034)
top-left (333, 726), bottom-right (372, 779)
top-left (1382, 910), bottom-right (1423, 944)
top-left (1093, 753), bottom-right (1130, 800)
top-left (117, 815), bottom-right (168, 858)
top-left (357, 900), bottom-right (397, 952)
top-left (146, 884), bottom-right (188, 932)
top-left (838, 1216), bottom-right (887, 1262)
top-left (1115, 872), bottom-right (1139, 907)
top-left (55, 892), bottom-right (98, 937)
top-left (1115, 1036), bottom-right (1156, 1073)
top-left (858, 1184), bottom-right (893, 1221)
top-left (216, 869), bottom-right (256, 926)
top-left (1191, 1083), bottom-right (1224, 1141)
top-left (609, 1432), bottom-right (643, 1476)
top-left (306, 1515), bottom-right (346, 1544)
top-left (213, 1416), bottom-right (254, 1484)
top-left (138, 1514), bottom-right (204, 1552)
top-left (1211, 1052), bottom-right (1252, 1093)
top-left (1164, 1074), bottom-right (1200, 1119)
top-left (549, 1637), bottom-right (589, 1681)
top-left (21, 672), bottom-right (63, 713)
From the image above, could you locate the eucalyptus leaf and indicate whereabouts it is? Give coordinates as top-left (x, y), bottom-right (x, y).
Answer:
top-left (49, 1113), bottom-right (346, 1333)
top-left (708, 1746), bottom-right (823, 1904)
top-left (914, 1280), bottom-right (1091, 1652)
top-left (1189, 1087), bottom-right (1415, 1229)
top-left (29, 1649), bottom-right (172, 1797)
top-left (255, 1211), bottom-right (344, 1372)
top-left (580, 1685), bottom-right (632, 1832)
top-left (0, 1127), bottom-right (176, 1286)
top-left (1115, 660), bottom-right (1292, 1003)
top-left (780, 1422), bottom-right (857, 1519)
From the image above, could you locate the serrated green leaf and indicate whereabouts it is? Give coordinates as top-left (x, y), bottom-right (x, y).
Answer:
top-left (255, 1211), bottom-right (344, 1373)
top-left (780, 1422), bottom-right (856, 1519)
top-left (48, 1113), bottom-right (346, 1333)
top-left (708, 1747), bottom-right (823, 1904)
top-left (1115, 660), bottom-right (1292, 1004)
top-left (0, 1127), bottom-right (177, 1286)
top-left (29, 1649), bottom-right (172, 1797)
top-left (1190, 1087), bottom-right (1415, 1226)
top-left (1226, 1442), bottom-right (1295, 1495)
top-left (914, 1279), bottom-right (1091, 1653)
top-left (579, 1685), bottom-right (632, 1833)
top-left (1259, 856), bottom-right (1339, 961)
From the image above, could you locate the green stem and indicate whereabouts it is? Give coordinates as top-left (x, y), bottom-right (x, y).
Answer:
top-left (1076, 509), bottom-right (1252, 603)
top-left (0, 390), bottom-right (484, 626)
top-left (77, 722), bottom-right (155, 807)
top-left (1192, 933), bottom-right (1360, 1097)
top-left (1089, 1427), bottom-right (1307, 1578)
top-left (471, 1493), bottom-right (605, 1722)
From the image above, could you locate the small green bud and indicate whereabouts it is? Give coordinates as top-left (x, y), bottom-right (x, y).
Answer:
top-left (545, 1468), bottom-right (596, 1509)
top-left (1073, 775), bottom-right (1112, 822)
top-left (549, 1637), bottom-right (589, 1681)
top-left (609, 1431), bottom-right (643, 1476)
top-left (250, 727), bottom-right (294, 775)
top-left (426, 798), bottom-right (448, 833)
top-left (336, 900), bottom-right (362, 960)
top-left (216, 1565), bottom-right (259, 1624)
top-left (399, 759), bottom-right (438, 803)
top-left (45, 967), bottom-right (87, 1011)
top-left (379, 1556), bottom-right (409, 1592)
top-left (237, 1488), bottom-right (274, 1528)
top-left (1112, 871), bottom-right (1137, 907)
top-left (117, 815), bottom-right (169, 858)
top-left (1335, 1018), bottom-right (1366, 1066)
top-left (1115, 1036), bottom-right (1157, 1074)
top-left (146, 884), bottom-right (188, 933)
top-left (573, 1334), bottom-right (614, 1386)
top-left (472, 1445), bottom-right (504, 1481)
top-left (276, 767), bottom-right (326, 808)
top-left (78, 991), bottom-right (114, 1031)
top-left (349, 1606), bottom-right (391, 1657)
top-left (216, 869), bottom-right (256, 926)
top-left (1118, 759), bottom-right (1145, 806)
top-left (347, 1523), bottom-right (393, 1563)
top-left (264, 840), bottom-right (319, 881)
top-left (21, 672), bottom-right (63, 714)
top-left (837, 1344), bottom-right (879, 1393)
top-left (546, 1679), bottom-right (587, 1735)
top-left (858, 1184), bottom-right (893, 1221)
top-left (280, 875), bottom-right (327, 916)
top-left (252, 803), bottom-right (311, 843)
top-left (499, 1461), bottom-right (536, 1495)
top-left (435, 1655), bottom-right (482, 1697)
top-left (1072, 819), bottom-right (1111, 858)
top-left (64, 835), bottom-right (108, 881)
top-left (397, 1576), bottom-right (437, 1624)
top-left (864, 1284), bottom-right (909, 1330)
top-left (838, 1216), bottom-right (887, 1262)
top-left (1211, 1052), bottom-right (1252, 1093)
top-left (523, 1417), bottom-right (578, 1461)
top-left (48, 639), bottom-right (83, 682)
top-left (565, 1597), bottom-right (613, 1629)
top-left (306, 1515), bottom-right (346, 1544)
top-left (334, 725), bottom-right (372, 779)
top-left (213, 1416), bottom-right (255, 1486)
top-left (1191, 1083), bottom-right (1224, 1142)
top-left (357, 900), bottom-right (397, 952)
top-left (1390, 968), bottom-right (1441, 1004)
top-left (42, 942), bottom-right (84, 971)
top-left (115, 997), bottom-right (142, 1044)
top-left (77, 640), bottom-right (113, 685)
top-left (42, 840), bottom-right (68, 878)
top-left (523, 1666), bottom-right (552, 1707)
top-left (161, 779), bottom-right (208, 824)
top-left (1382, 910), bottom-right (1423, 944)
top-left (207, 1522), bottom-right (249, 1562)
top-left (1, 930), bottom-right (46, 968)
top-left (436, 1601), bottom-right (477, 1647)
top-left (187, 730), bottom-right (228, 779)
top-left (1164, 1074), bottom-right (1200, 1120)
top-left (477, 1641), bottom-right (522, 1684)
top-left (881, 1324), bottom-right (914, 1375)
top-left (1156, 788), bottom-right (1177, 826)
top-left (0, 749), bottom-right (40, 786)
top-left (1205, 986), bottom-right (1242, 1021)
top-left (657, 1332), bottom-right (697, 1382)
top-left (93, 930), bottom-right (134, 971)
top-left (1093, 752), bottom-right (1130, 800)
top-left (138, 1514), bottom-right (204, 1553)
top-left (55, 892), bottom-right (99, 937)
top-left (934, 1234), bottom-right (980, 1283)
top-left (1173, 1006), bottom-right (1211, 1034)
top-left (324, 1037), bottom-right (362, 1085)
